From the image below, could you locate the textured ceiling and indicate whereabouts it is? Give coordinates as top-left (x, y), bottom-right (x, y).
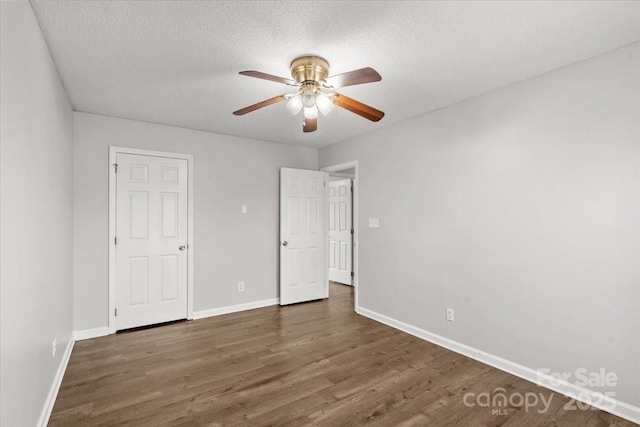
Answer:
top-left (30, 1), bottom-right (640, 148)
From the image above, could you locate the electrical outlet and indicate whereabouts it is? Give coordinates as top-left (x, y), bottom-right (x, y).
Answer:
top-left (52, 339), bottom-right (57, 357)
top-left (446, 308), bottom-right (455, 322)
top-left (238, 281), bottom-right (245, 292)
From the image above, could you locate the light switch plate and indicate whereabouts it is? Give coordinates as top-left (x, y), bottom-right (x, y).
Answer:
top-left (368, 218), bottom-right (380, 228)
top-left (241, 205), bottom-right (247, 214)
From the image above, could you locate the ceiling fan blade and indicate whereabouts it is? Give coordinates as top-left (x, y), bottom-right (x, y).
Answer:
top-left (233, 95), bottom-right (286, 116)
top-left (332, 93), bottom-right (384, 122)
top-left (324, 67), bottom-right (381, 88)
top-left (239, 71), bottom-right (299, 86)
top-left (303, 117), bottom-right (318, 133)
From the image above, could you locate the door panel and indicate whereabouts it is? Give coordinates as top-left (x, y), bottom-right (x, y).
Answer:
top-left (328, 179), bottom-right (352, 285)
top-left (280, 168), bottom-right (326, 305)
top-left (129, 192), bottom-right (149, 239)
top-left (160, 254), bottom-right (179, 301)
top-left (116, 153), bottom-right (188, 330)
top-left (161, 192), bottom-right (179, 237)
top-left (129, 257), bottom-right (149, 305)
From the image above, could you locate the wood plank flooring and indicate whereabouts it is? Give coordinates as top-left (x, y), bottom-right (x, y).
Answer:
top-left (50, 283), bottom-right (633, 426)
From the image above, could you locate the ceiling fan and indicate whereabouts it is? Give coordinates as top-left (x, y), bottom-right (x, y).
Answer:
top-left (233, 56), bottom-right (384, 133)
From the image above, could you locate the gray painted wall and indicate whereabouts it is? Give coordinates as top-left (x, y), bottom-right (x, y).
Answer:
top-left (73, 112), bottom-right (318, 330)
top-left (0, 1), bottom-right (75, 425)
top-left (320, 43), bottom-right (640, 407)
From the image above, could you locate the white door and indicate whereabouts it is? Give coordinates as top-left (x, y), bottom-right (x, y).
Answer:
top-left (328, 179), bottom-right (352, 285)
top-left (115, 153), bottom-right (188, 330)
top-left (280, 168), bottom-right (327, 305)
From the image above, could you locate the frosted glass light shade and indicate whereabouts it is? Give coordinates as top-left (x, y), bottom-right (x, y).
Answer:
top-left (301, 89), bottom-right (316, 108)
top-left (304, 105), bottom-right (318, 119)
top-left (286, 95), bottom-right (303, 115)
top-left (316, 93), bottom-right (334, 115)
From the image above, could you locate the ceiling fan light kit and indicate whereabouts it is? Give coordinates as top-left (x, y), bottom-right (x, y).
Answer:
top-left (233, 55), bottom-right (384, 133)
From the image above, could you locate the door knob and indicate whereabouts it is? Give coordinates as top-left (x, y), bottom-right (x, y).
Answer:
top-left (282, 241), bottom-right (288, 246)
top-left (179, 245), bottom-right (186, 251)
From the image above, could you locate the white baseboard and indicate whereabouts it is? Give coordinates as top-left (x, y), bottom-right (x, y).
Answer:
top-left (194, 298), bottom-right (279, 320)
top-left (356, 306), bottom-right (640, 425)
top-left (74, 299), bottom-right (281, 338)
top-left (37, 337), bottom-right (75, 427)
top-left (73, 326), bottom-right (110, 341)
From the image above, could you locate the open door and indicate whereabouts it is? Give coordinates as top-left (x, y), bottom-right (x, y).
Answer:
top-left (280, 168), bottom-right (327, 305)
top-left (328, 179), bottom-right (352, 285)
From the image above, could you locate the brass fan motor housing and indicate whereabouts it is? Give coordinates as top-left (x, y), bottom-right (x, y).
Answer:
top-left (290, 56), bottom-right (330, 83)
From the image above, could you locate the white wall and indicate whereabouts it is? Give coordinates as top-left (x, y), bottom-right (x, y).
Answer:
top-left (73, 112), bottom-right (318, 330)
top-left (0, 1), bottom-right (74, 425)
top-left (320, 43), bottom-right (640, 407)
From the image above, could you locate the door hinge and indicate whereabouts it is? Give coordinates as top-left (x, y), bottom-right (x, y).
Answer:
top-left (351, 271), bottom-right (355, 277)
top-left (113, 163), bottom-right (118, 173)
top-left (351, 229), bottom-right (354, 235)
top-left (114, 236), bottom-right (117, 245)
top-left (115, 308), bottom-right (118, 317)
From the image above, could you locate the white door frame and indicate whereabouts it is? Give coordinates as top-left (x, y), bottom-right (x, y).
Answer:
top-left (321, 161), bottom-right (358, 310)
top-left (108, 146), bottom-right (194, 334)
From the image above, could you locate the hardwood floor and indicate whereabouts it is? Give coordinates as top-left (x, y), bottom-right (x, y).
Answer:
top-left (51, 283), bottom-right (633, 426)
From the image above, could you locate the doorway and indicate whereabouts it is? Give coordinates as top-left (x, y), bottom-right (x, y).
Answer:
top-left (321, 161), bottom-right (359, 310)
top-left (328, 175), bottom-right (354, 285)
top-left (108, 146), bottom-right (194, 333)
top-left (277, 162), bottom-right (359, 310)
